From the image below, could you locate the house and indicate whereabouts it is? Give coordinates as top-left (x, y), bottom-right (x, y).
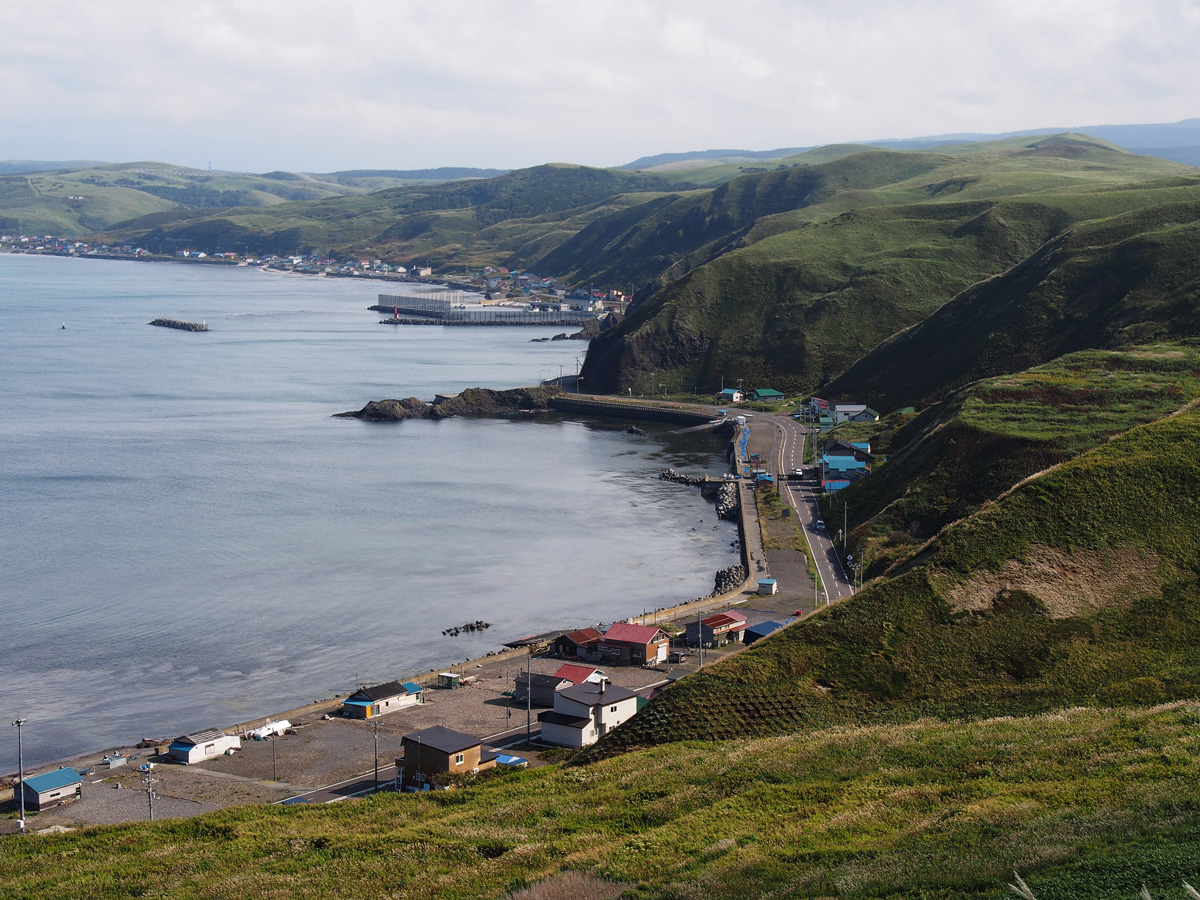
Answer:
top-left (167, 729), bottom-right (241, 764)
top-left (821, 438), bottom-right (875, 472)
top-left (744, 620), bottom-right (787, 645)
top-left (750, 388), bottom-right (785, 403)
top-left (596, 622), bottom-right (670, 666)
top-left (757, 577), bottom-right (778, 595)
top-left (514, 672), bottom-right (571, 707)
top-left (717, 388), bottom-right (744, 404)
top-left (553, 663), bottom-right (605, 685)
top-left (685, 611), bottom-right (748, 648)
top-left (20, 768), bottom-right (83, 811)
top-left (341, 680), bottom-right (424, 719)
top-left (537, 678), bottom-right (640, 748)
top-left (397, 725), bottom-right (497, 791)
top-left (550, 627), bottom-right (602, 659)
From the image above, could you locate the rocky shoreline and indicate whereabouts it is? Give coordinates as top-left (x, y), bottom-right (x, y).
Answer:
top-left (333, 385), bottom-right (564, 421)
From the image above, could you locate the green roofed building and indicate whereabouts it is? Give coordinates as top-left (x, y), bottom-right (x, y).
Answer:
top-left (751, 388), bottom-right (784, 402)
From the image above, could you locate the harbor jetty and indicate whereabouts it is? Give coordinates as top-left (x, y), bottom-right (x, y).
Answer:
top-left (149, 318), bottom-right (209, 332)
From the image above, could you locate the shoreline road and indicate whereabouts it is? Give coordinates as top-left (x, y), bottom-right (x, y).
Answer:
top-left (764, 413), bottom-right (853, 602)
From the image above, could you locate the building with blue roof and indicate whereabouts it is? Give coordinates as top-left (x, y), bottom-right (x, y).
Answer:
top-left (21, 767), bottom-right (83, 811)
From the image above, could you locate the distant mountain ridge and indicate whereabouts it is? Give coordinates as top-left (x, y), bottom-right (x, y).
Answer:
top-left (621, 118), bottom-right (1200, 169)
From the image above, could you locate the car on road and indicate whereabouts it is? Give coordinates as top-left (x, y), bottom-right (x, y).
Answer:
top-left (815, 520), bottom-right (825, 531)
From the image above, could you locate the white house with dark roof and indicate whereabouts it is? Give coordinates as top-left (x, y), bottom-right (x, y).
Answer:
top-left (538, 678), bottom-right (640, 748)
top-left (167, 729), bottom-right (241, 764)
top-left (341, 680), bottom-right (424, 719)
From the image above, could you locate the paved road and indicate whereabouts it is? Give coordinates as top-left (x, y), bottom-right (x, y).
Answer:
top-left (761, 413), bottom-right (854, 602)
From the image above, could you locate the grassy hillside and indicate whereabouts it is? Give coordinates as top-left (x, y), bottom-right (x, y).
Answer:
top-left (104, 164), bottom-right (685, 265)
top-left (824, 182), bottom-right (1200, 411)
top-left (580, 138), bottom-right (1194, 396)
top-left (0, 163), bottom-right (511, 239)
top-left (600, 403), bottom-right (1200, 754)
top-left (832, 344), bottom-right (1200, 573)
top-left (3, 705), bottom-right (1198, 899)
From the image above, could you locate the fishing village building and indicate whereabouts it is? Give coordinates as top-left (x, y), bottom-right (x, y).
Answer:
top-left (20, 768), bottom-right (83, 811)
top-left (397, 725), bottom-right (497, 791)
top-left (167, 729), bottom-right (242, 765)
top-left (538, 678), bottom-right (641, 748)
top-left (341, 680), bottom-right (424, 719)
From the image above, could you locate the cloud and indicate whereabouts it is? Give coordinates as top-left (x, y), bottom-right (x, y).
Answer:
top-left (1, 0), bottom-right (1197, 171)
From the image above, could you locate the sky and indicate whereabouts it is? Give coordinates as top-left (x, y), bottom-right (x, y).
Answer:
top-left (3, 0), bottom-right (1199, 174)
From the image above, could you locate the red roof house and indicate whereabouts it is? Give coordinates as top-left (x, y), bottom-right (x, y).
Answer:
top-left (597, 623), bottom-right (670, 666)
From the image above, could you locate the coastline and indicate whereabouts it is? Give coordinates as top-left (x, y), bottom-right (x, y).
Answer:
top-left (2, 399), bottom-right (752, 789)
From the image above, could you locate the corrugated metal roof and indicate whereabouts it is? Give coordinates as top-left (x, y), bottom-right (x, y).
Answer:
top-left (23, 767), bottom-right (82, 793)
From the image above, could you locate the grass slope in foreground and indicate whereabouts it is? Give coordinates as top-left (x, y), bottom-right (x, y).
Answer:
top-left (2, 705), bottom-right (1199, 899)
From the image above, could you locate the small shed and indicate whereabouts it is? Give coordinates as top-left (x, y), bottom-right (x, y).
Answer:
top-left (437, 672), bottom-right (463, 690)
top-left (167, 729), bottom-right (241, 764)
top-left (757, 578), bottom-right (778, 595)
top-left (21, 768), bottom-right (83, 811)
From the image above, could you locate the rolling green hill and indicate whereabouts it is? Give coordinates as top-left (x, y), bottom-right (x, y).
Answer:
top-left (824, 186), bottom-right (1200, 411)
top-left (102, 164), bottom-right (686, 265)
top-left (0, 162), bottom-right (509, 238)
top-left (827, 344), bottom-right (1200, 573)
top-left (580, 136), bottom-right (1196, 396)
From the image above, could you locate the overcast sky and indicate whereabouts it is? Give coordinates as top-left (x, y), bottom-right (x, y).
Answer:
top-left (3, 0), bottom-right (1198, 173)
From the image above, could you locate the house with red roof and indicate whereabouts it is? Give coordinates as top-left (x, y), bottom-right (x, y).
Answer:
top-left (549, 627), bottom-right (603, 660)
top-left (685, 611), bottom-right (747, 648)
top-left (596, 622), bottom-right (670, 666)
top-left (553, 663), bottom-right (605, 685)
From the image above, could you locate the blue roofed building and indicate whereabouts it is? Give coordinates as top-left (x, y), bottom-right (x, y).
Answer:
top-left (21, 767), bottom-right (83, 811)
top-left (744, 620), bottom-right (787, 645)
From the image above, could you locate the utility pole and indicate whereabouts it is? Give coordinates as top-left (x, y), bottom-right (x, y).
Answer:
top-left (526, 651), bottom-right (532, 742)
top-left (271, 735), bottom-right (277, 781)
top-left (143, 775), bottom-right (157, 821)
top-left (844, 502), bottom-right (849, 556)
top-left (373, 721), bottom-right (379, 792)
top-left (11, 718), bottom-right (26, 832)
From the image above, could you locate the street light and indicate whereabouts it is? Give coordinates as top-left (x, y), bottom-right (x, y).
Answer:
top-left (11, 718), bottom-right (26, 831)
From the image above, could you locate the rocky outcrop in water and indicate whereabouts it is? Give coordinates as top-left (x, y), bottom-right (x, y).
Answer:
top-left (335, 386), bottom-right (563, 421)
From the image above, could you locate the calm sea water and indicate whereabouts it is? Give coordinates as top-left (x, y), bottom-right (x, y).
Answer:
top-left (0, 254), bottom-right (737, 770)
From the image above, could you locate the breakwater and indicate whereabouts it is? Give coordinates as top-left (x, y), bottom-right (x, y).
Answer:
top-left (549, 396), bottom-right (720, 427)
top-left (149, 318), bottom-right (209, 332)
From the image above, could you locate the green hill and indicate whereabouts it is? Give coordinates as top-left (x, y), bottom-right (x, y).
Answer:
top-left (828, 344), bottom-right (1200, 573)
top-left (103, 164), bottom-right (685, 265)
top-left (0, 162), bottom-right (510, 238)
top-left (597, 403), bottom-right (1200, 760)
top-left (579, 137), bottom-right (1194, 395)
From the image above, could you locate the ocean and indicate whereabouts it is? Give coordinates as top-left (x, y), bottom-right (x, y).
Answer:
top-left (0, 253), bottom-right (738, 770)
